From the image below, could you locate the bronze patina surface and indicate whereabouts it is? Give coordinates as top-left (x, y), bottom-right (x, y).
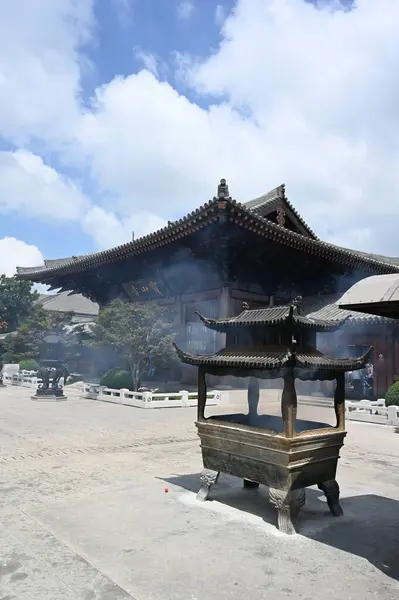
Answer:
top-left (31, 359), bottom-right (69, 401)
top-left (175, 296), bottom-right (370, 534)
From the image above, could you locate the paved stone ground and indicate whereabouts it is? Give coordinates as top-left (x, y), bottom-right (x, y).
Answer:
top-left (0, 385), bottom-right (398, 600)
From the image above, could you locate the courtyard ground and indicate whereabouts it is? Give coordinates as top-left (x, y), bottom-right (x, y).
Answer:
top-left (0, 385), bottom-right (398, 600)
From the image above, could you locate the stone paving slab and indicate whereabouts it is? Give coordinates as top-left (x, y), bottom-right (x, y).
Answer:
top-left (0, 511), bottom-right (133, 600)
top-left (0, 385), bottom-right (398, 599)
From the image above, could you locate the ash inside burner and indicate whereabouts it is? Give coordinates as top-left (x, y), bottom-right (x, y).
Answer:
top-left (209, 413), bottom-right (331, 433)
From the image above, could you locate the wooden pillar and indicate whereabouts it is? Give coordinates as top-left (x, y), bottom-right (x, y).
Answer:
top-left (334, 372), bottom-right (345, 430)
top-left (247, 377), bottom-right (260, 425)
top-left (198, 365), bottom-right (207, 421)
top-left (281, 369), bottom-right (297, 438)
top-left (386, 330), bottom-right (395, 389)
top-left (216, 286), bottom-right (231, 387)
top-left (218, 287), bottom-right (231, 347)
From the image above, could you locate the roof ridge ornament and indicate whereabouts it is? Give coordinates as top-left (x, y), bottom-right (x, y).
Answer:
top-left (216, 178), bottom-right (230, 200)
top-left (291, 295), bottom-right (303, 315)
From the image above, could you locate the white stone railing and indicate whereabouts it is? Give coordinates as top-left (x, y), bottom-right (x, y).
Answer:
top-left (82, 383), bottom-right (226, 409)
top-left (345, 399), bottom-right (399, 426)
top-left (2, 370), bottom-right (40, 388)
top-left (2, 370), bottom-right (69, 390)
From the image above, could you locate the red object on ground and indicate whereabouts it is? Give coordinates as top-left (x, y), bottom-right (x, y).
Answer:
top-left (164, 488), bottom-right (169, 493)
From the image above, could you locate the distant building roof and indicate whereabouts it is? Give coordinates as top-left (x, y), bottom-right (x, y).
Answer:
top-left (38, 291), bottom-right (99, 317)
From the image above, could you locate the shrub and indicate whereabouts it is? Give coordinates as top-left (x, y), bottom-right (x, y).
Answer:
top-left (385, 381), bottom-right (399, 407)
top-left (100, 367), bottom-right (133, 390)
top-left (19, 358), bottom-right (39, 371)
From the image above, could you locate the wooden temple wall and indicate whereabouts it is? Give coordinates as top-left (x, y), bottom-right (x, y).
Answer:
top-left (318, 326), bottom-right (399, 397)
top-left (169, 287), bottom-right (271, 386)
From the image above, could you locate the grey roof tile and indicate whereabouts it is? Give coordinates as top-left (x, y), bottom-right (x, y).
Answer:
top-left (173, 343), bottom-right (370, 371)
top-left (244, 184), bottom-right (318, 239)
top-left (15, 191), bottom-right (399, 281)
top-left (38, 291), bottom-right (99, 316)
top-left (197, 304), bottom-right (345, 332)
top-left (302, 294), bottom-right (399, 325)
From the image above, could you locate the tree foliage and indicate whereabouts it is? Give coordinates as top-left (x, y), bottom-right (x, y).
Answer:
top-left (385, 381), bottom-right (399, 407)
top-left (0, 275), bottom-right (39, 333)
top-left (100, 367), bottom-right (133, 390)
top-left (19, 359), bottom-right (39, 371)
top-left (1, 303), bottom-right (51, 363)
top-left (1, 302), bottom-right (75, 364)
top-left (89, 299), bottom-right (177, 390)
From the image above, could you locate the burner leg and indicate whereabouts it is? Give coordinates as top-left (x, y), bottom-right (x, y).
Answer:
top-left (243, 479), bottom-right (259, 489)
top-left (269, 487), bottom-right (306, 535)
top-left (197, 468), bottom-right (220, 502)
top-left (318, 479), bottom-right (343, 517)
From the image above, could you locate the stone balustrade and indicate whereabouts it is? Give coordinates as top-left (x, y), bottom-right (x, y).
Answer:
top-left (345, 399), bottom-right (399, 426)
top-left (2, 370), bottom-right (41, 388)
top-left (82, 383), bottom-right (226, 409)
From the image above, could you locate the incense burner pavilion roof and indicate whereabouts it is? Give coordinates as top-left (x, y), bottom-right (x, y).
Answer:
top-left (16, 180), bottom-right (399, 286)
top-left (196, 300), bottom-right (347, 333)
top-left (173, 344), bottom-right (371, 372)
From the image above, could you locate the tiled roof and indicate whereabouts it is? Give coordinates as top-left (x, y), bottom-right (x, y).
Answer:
top-left (244, 183), bottom-right (318, 239)
top-left (329, 246), bottom-right (399, 268)
top-left (16, 186), bottom-right (399, 282)
top-left (38, 291), bottom-right (99, 316)
top-left (197, 303), bottom-right (346, 332)
top-left (302, 294), bottom-right (399, 326)
top-left (173, 343), bottom-right (371, 371)
top-left (244, 184), bottom-right (285, 211)
top-left (18, 255), bottom-right (92, 276)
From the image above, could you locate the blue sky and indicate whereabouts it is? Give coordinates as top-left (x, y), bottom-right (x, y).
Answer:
top-left (1, 0), bottom-right (236, 263)
top-left (0, 0), bottom-right (398, 276)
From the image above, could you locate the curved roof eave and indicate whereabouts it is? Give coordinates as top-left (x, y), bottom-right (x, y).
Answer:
top-left (16, 197), bottom-right (399, 282)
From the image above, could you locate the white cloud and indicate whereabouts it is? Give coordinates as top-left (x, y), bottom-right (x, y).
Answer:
top-left (0, 237), bottom-right (44, 277)
top-left (70, 0), bottom-right (399, 255)
top-left (74, 71), bottom-right (248, 216)
top-left (0, 150), bottom-right (90, 221)
top-left (0, 0), bottom-right (93, 146)
top-left (3, 0), bottom-right (399, 262)
top-left (0, 149), bottom-right (160, 253)
top-left (215, 5), bottom-right (226, 25)
top-left (177, 0), bottom-right (195, 21)
top-left (133, 47), bottom-right (159, 77)
top-left (82, 205), bottom-right (166, 250)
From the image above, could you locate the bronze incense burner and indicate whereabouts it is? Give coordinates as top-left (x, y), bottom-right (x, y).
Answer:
top-left (174, 298), bottom-right (370, 534)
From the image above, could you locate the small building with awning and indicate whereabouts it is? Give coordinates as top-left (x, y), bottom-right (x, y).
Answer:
top-left (338, 274), bottom-right (399, 320)
top-left (338, 274), bottom-right (399, 394)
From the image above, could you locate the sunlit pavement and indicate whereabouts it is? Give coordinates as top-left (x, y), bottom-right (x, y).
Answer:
top-left (0, 385), bottom-right (398, 600)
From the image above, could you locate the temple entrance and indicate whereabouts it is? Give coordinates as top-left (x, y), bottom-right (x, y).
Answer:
top-left (329, 344), bottom-right (374, 400)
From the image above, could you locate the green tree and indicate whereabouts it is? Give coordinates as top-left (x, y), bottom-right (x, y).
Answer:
top-left (0, 274), bottom-right (39, 333)
top-left (1, 303), bottom-right (50, 363)
top-left (89, 299), bottom-right (177, 390)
